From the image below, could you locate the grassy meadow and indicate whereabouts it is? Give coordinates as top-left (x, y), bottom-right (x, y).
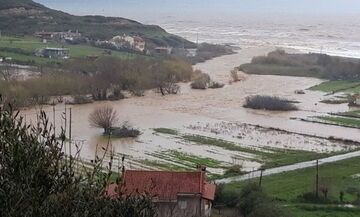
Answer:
top-left (0, 36), bottom-right (138, 65)
top-left (220, 156), bottom-right (360, 217)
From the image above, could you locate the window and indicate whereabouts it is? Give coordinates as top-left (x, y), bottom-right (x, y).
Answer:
top-left (178, 200), bottom-right (187, 209)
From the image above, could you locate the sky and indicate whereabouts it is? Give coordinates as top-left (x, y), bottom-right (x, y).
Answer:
top-left (35, 0), bottom-right (360, 19)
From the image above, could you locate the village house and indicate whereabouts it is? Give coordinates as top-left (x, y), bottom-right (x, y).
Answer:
top-left (107, 168), bottom-right (216, 217)
top-left (110, 35), bottom-right (146, 52)
top-left (155, 46), bottom-right (172, 55)
top-left (35, 47), bottom-right (70, 59)
top-left (133, 36), bottom-right (146, 52)
top-left (34, 31), bottom-right (54, 40)
top-left (34, 30), bottom-right (82, 43)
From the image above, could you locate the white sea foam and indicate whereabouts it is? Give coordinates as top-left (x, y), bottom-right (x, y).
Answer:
top-left (143, 14), bottom-right (360, 58)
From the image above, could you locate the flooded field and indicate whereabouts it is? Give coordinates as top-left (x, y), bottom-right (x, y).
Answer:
top-left (21, 46), bottom-right (360, 178)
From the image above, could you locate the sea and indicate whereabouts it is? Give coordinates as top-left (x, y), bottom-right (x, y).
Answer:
top-left (138, 13), bottom-right (360, 59)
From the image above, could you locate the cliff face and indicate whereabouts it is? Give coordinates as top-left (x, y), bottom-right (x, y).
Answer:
top-left (0, 0), bottom-right (195, 48)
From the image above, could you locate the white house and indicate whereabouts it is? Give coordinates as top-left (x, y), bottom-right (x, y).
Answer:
top-left (110, 35), bottom-right (145, 52)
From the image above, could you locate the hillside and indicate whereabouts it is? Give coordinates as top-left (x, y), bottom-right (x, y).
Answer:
top-left (0, 0), bottom-right (194, 48)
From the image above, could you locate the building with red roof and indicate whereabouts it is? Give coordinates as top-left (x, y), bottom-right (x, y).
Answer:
top-left (107, 168), bottom-right (216, 217)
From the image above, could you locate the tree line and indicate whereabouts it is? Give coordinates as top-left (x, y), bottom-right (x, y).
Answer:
top-left (0, 56), bottom-right (195, 109)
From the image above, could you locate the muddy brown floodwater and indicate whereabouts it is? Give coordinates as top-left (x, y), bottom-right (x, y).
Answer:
top-left (21, 46), bottom-right (360, 174)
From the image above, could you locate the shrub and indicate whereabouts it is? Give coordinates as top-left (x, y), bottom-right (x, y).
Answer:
top-left (214, 185), bottom-right (241, 208)
top-left (70, 95), bottom-right (93, 105)
top-left (223, 165), bottom-right (245, 177)
top-left (244, 95), bottom-right (298, 111)
top-left (110, 122), bottom-right (141, 138)
top-left (209, 81), bottom-right (225, 89)
top-left (0, 107), bottom-right (156, 217)
top-left (230, 69), bottom-right (240, 82)
top-left (237, 183), bottom-right (269, 217)
top-left (108, 88), bottom-right (125, 101)
top-left (191, 73), bottom-right (211, 89)
top-left (298, 192), bottom-right (332, 204)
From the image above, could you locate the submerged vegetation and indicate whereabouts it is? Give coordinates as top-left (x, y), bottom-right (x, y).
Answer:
top-left (239, 49), bottom-right (360, 81)
top-left (244, 95), bottom-right (298, 111)
top-left (0, 57), bottom-right (194, 108)
top-left (315, 116), bottom-right (360, 129)
top-left (154, 129), bottom-right (341, 170)
top-left (309, 80), bottom-right (360, 93)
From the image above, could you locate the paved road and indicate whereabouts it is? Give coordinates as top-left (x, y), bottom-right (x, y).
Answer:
top-left (216, 150), bottom-right (360, 184)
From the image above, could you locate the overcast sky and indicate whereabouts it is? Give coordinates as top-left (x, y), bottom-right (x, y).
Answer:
top-left (35, 0), bottom-right (360, 19)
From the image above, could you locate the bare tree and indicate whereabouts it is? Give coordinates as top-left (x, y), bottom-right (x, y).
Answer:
top-left (89, 105), bottom-right (119, 134)
top-left (154, 73), bottom-right (180, 95)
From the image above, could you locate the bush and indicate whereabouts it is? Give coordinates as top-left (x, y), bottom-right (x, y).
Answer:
top-left (70, 95), bottom-right (93, 105)
top-left (298, 191), bottom-right (332, 204)
top-left (214, 185), bottom-right (241, 208)
top-left (110, 123), bottom-right (141, 138)
top-left (108, 88), bottom-right (125, 101)
top-left (223, 165), bottom-right (244, 177)
top-left (0, 107), bottom-right (156, 217)
top-left (238, 183), bottom-right (269, 217)
top-left (191, 73), bottom-right (211, 89)
top-left (244, 95), bottom-right (298, 111)
top-left (230, 69), bottom-right (240, 82)
top-left (209, 81), bottom-right (225, 89)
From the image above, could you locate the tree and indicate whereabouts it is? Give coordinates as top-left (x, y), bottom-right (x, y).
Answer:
top-left (151, 61), bottom-right (181, 96)
top-left (236, 183), bottom-right (291, 217)
top-left (0, 106), bottom-right (156, 217)
top-left (237, 183), bottom-right (268, 217)
top-left (89, 105), bottom-right (119, 134)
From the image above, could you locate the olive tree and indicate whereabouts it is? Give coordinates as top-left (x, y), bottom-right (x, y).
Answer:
top-left (0, 104), bottom-right (156, 217)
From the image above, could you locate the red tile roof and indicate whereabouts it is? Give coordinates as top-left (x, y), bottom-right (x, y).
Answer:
top-left (107, 170), bottom-right (216, 201)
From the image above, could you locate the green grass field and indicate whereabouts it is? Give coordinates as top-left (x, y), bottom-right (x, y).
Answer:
top-left (0, 36), bottom-right (138, 64)
top-left (337, 110), bottom-right (360, 119)
top-left (222, 157), bottom-right (360, 217)
top-left (316, 116), bottom-right (360, 128)
top-left (181, 134), bottom-right (338, 169)
top-left (309, 80), bottom-right (360, 93)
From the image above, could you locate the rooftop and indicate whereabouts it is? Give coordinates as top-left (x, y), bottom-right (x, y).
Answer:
top-left (107, 170), bottom-right (216, 201)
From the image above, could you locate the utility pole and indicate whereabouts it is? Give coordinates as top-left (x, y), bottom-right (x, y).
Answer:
top-left (69, 108), bottom-right (72, 157)
top-left (53, 104), bottom-right (56, 134)
top-left (259, 169), bottom-right (264, 187)
top-left (64, 104), bottom-right (67, 136)
top-left (316, 160), bottom-right (319, 198)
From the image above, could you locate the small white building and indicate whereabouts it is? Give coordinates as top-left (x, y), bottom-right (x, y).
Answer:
top-left (186, 48), bottom-right (197, 57)
top-left (155, 47), bottom-right (172, 55)
top-left (35, 47), bottom-right (70, 59)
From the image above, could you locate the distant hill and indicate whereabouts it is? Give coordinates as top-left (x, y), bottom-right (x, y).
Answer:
top-left (0, 0), bottom-right (195, 48)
